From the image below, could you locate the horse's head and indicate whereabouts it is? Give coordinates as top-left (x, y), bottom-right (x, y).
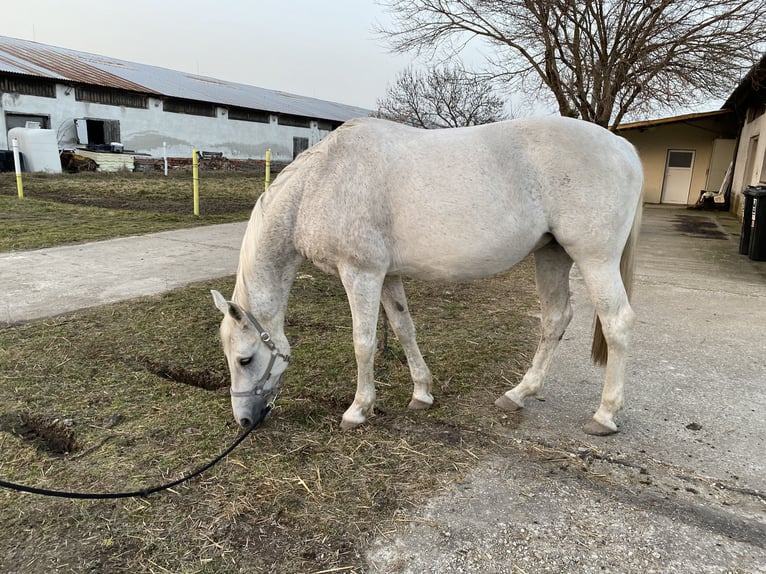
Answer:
top-left (211, 290), bottom-right (290, 428)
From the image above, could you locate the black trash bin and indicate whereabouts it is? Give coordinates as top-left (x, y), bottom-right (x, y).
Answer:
top-left (741, 186), bottom-right (766, 261)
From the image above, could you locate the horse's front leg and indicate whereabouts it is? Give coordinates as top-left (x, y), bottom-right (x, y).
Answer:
top-left (338, 266), bottom-right (385, 430)
top-left (381, 276), bottom-right (433, 410)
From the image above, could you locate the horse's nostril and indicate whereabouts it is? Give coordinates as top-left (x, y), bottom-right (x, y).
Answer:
top-left (239, 417), bottom-right (252, 428)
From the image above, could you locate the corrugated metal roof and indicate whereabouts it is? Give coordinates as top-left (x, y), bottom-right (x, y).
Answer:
top-left (0, 35), bottom-right (371, 122)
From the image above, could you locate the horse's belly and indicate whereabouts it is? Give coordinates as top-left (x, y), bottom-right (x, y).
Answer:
top-left (390, 231), bottom-right (545, 282)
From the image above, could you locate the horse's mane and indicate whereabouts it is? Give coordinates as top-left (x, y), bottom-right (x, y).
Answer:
top-left (232, 194), bottom-right (267, 307)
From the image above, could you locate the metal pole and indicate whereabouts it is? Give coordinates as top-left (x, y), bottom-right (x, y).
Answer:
top-left (265, 149), bottom-right (271, 192)
top-left (163, 142), bottom-right (168, 176)
top-left (12, 138), bottom-right (23, 199)
top-left (192, 149), bottom-right (199, 216)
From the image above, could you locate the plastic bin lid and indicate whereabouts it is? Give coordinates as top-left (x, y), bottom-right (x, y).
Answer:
top-left (743, 186), bottom-right (766, 197)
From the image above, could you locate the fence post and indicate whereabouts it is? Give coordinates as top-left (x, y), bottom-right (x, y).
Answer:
top-left (264, 149), bottom-right (271, 192)
top-left (163, 142), bottom-right (168, 176)
top-left (192, 149), bottom-right (200, 216)
top-left (12, 138), bottom-right (23, 199)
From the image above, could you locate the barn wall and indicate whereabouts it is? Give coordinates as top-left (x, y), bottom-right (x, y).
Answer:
top-left (1, 82), bottom-right (332, 162)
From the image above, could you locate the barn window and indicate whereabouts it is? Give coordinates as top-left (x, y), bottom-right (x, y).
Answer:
top-left (0, 76), bottom-right (55, 98)
top-left (228, 107), bottom-right (270, 123)
top-left (75, 86), bottom-right (148, 108)
top-left (278, 114), bottom-right (311, 128)
top-left (5, 113), bottom-right (50, 129)
top-left (75, 118), bottom-right (121, 147)
top-left (163, 98), bottom-right (216, 117)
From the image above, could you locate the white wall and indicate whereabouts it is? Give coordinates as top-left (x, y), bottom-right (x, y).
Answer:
top-left (730, 112), bottom-right (766, 218)
top-left (1, 83), bottom-right (331, 162)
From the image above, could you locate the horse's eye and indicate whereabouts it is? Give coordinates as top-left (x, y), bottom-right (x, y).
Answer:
top-left (239, 356), bottom-right (253, 366)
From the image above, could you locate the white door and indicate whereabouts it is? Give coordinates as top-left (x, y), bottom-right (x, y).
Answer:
top-left (706, 139), bottom-right (736, 191)
top-left (661, 150), bottom-right (695, 204)
top-left (74, 118), bottom-right (89, 145)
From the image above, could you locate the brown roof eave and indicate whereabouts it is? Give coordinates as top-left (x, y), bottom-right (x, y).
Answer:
top-left (614, 109), bottom-right (735, 132)
top-left (723, 53), bottom-right (766, 117)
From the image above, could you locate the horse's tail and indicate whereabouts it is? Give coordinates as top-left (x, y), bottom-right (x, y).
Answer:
top-left (590, 198), bottom-right (643, 365)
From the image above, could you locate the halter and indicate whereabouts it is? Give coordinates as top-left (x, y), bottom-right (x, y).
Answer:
top-left (229, 309), bottom-right (291, 407)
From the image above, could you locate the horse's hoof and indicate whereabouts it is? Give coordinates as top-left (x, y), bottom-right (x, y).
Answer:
top-left (340, 417), bottom-right (364, 430)
top-left (583, 419), bottom-right (618, 436)
top-left (495, 394), bottom-right (523, 411)
top-left (408, 397), bottom-right (433, 410)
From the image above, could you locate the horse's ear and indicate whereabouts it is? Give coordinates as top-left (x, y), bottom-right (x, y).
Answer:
top-left (211, 290), bottom-right (245, 322)
top-left (211, 290), bottom-right (229, 314)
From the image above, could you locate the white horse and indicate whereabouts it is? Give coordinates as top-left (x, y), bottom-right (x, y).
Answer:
top-left (212, 116), bottom-right (643, 435)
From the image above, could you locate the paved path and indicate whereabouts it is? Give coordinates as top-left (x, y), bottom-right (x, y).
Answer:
top-left (0, 222), bottom-right (247, 325)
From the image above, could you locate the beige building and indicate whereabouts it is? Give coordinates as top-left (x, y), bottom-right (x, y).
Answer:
top-left (722, 53), bottom-right (766, 218)
top-left (615, 111), bottom-right (738, 206)
top-left (615, 53), bottom-right (766, 219)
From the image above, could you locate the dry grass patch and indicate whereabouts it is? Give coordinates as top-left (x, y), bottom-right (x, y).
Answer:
top-left (0, 171), bottom-right (260, 251)
top-left (0, 260), bottom-right (539, 573)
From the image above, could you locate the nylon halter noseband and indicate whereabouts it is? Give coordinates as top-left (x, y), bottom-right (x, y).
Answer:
top-left (229, 309), bottom-right (290, 405)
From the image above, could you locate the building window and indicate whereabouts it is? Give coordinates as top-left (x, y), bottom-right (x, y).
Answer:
top-left (75, 118), bottom-right (121, 146)
top-left (5, 113), bottom-right (50, 130)
top-left (0, 76), bottom-right (55, 98)
top-left (163, 98), bottom-right (216, 117)
top-left (75, 86), bottom-right (148, 108)
top-left (228, 107), bottom-right (270, 123)
top-left (317, 120), bottom-right (337, 131)
top-left (279, 114), bottom-right (312, 128)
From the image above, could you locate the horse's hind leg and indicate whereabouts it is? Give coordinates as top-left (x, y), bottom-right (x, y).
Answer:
top-left (381, 276), bottom-right (433, 410)
top-left (578, 262), bottom-right (635, 435)
top-left (496, 242), bottom-right (573, 411)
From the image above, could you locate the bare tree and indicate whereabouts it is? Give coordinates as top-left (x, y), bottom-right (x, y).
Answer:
top-left (377, 65), bottom-right (508, 127)
top-left (377, 0), bottom-right (766, 127)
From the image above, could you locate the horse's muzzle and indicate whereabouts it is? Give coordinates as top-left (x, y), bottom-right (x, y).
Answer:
top-left (235, 396), bottom-right (271, 429)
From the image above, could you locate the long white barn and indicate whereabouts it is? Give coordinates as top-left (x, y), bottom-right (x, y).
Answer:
top-left (0, 36), bottom-right (371, 163)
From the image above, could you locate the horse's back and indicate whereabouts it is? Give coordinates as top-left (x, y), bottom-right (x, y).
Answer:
top-left (291, 117), bottom-right (642, 280)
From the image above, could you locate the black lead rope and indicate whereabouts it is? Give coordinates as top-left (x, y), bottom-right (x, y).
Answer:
top-left (0, 410), bottom-right (266, 500)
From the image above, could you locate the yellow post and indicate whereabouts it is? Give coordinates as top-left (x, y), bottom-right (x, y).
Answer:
top-left (264, 149), bottom-right (271, 192)
top-left (192, 149), bottom-right (200, 216)
top-left (12, 138), bottom-right (23, 199)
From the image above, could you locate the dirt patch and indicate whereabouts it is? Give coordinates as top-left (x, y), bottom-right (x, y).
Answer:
top-left (0, 411), bottom-right (79, 455)
top-left (24, 188), bottom-right (256, 216)
top-left (143, 358), bottom-right (228, 391)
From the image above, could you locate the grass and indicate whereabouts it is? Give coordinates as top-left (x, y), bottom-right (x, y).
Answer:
top-left (0, 170), bottom-right (543, 572)
top-left (0, 171), bottom-right (260, 251)
top-left (0, 269), bottom-right (540, 573)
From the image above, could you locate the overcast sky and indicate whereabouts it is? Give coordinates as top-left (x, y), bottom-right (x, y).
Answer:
top-left (2, 1), bottom-right (723, 118)
top-left (1, 0), bottom-right (417, 111)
